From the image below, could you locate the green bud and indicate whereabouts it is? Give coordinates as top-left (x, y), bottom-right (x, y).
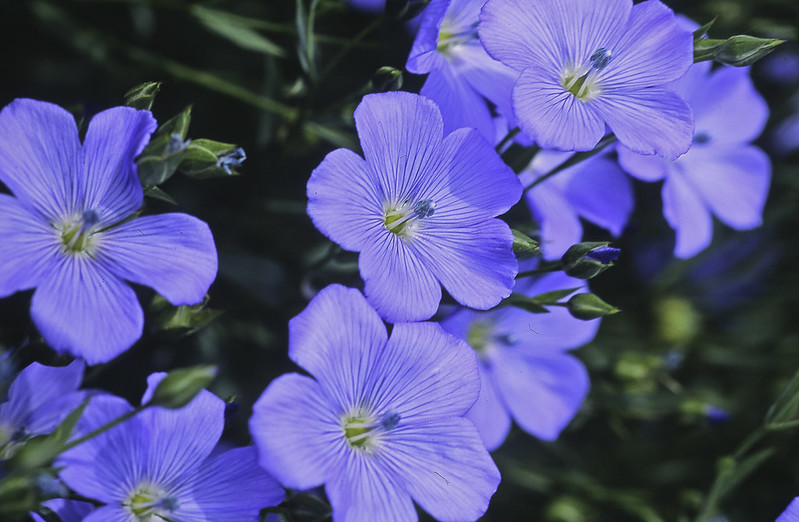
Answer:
top-left (370, 66), bottom-right (404, 93)
top-left (694, 35), bottom-right (784, 66)
top-left (178, 139), bottom-right (246, 178)
top-left (136, 106), bottom-right (193, 186)
top-left (715, 35), bottom-right (785, 67)
top-left (561, 242), bottom-right (620, 279)
top-left (567, 293), bottom-right (619, 320)
top-left (124, 81), bottom-right (161, 111)
top-left (146, 365), bottom-right (218, 410)
top-left (511, 229), bottom-right (541, 259)
top-left (150, 294), bottom-right (223, 335)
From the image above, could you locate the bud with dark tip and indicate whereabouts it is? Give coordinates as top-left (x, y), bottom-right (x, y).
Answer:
top-left (561, 242), bottom-right (620, 279)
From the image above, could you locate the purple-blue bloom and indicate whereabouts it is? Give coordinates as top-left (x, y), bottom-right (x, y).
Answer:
top-left (778, 498), bottom-right (799, 522)
top-left (307, 92), bottom-right (521, 322)
top-left (521, 149), bottom-right (633, 260)
top-left (406, 0), bottom-right (520, 142)
top-left (57, 372), bottom-right (284, 521)
top-left (0, 360), bottom-right (85, 447)
top-left (0, 99), bottom-right (218, 364)
top-left (31, 499), bottom-right (95, 522)
top-left (618, 62), bottom-right (771, 258)
top-left (440, 269), bottom-right (598, 450)
top-left (250, 284), bottom-right (500, 522)
top-left (479, 0), bottom-right (694, 159)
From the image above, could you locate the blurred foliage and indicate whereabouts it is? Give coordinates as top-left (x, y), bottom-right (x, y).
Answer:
top-left (0, 0), bottom-right (798, 520)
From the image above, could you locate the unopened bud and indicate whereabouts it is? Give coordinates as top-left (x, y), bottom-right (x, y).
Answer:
top-left (146, 365), bottom-right (217, 409)
top-left (561, 242), bottom-right (620, 279)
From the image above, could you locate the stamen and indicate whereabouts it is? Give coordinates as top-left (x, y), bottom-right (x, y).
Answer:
top-left (59, 209), bottom-right (102, 254)
top-left (342, 408), bottom-right (401, 450)
top-left (384, 199), bottom-right (436, 237)
top-left (379, 410), bottom-right (401, 430)
top-left (589, 48), bottom-right (613, 71)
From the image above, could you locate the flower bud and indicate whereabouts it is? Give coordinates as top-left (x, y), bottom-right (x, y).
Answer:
top-left (561, 242), bottom-right (620, 279)
top-left (146, 365), bottom-right (217, 410)
top-left (566, 292), bottom-right (619, 320)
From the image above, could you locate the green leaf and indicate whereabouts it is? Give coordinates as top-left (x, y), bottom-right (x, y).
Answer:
top-left (511, 229), bottom-right (541, 259)
top-left (714, 449), bottom-right (776, 502)
top-left (765, 366), bottom-right (799, 428)
top-left (136, 106), bottom-right (193, 186)
top-left (150, 293), bottom-right (224, 335)
top-left (9, 396), bottom-right (91, 471)
top-left (693, 17), bottom-right (717, 42)
top-left (530, 287), bottom-right (581, 305)
top-left (124, 81), bottom-right (161, 110)
top-left (178, 139), bottom-right (245, 179)
top-left (146, 365), bottom-right (218, 410)
top-left (191, 6), bottom-right (285, 57)
top-left (567, 293), bottom-right (620, 320)
top-left (503, 294), bottom-right (551, 314)
top-left (295, 0), bottom-right (320, 80)
top-left (142, 185), bottom-right (178, 205)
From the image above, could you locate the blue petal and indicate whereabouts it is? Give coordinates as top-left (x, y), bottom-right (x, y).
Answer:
top-left (617, 144), bottom-right (669, 181)
top-left (662, 169), bottom-right (712, 258)
top-left (491, 348), bottom-right (589, 440)
top-left (406, 0), bottom-right (449, 74)
top-left (382, 417), bottom-right (500, 520)
top-left (0, 194), bottom-right (60, 298)
top-left (98, 213), bottom-right (218, 305)
top-left (465, 362), bottom-right (512, 450)
top-left (0, 99), bottom-right (81, 221)
top-left (287, 284), bottom-right (388, 400)
top-left (381, 322), bottom-right (481, 418)
top-left (354, 92), bottom-right (444, 204)
top-left (307, 148), bottom-right (385, 252)
top-left (410, 218), bottom-right (517, 310)
top-left (325, 455), bottom-right (416, 522)
top-left (513, 66), bottom-right (607, 151)
top-left (81, 506), bottom-right (132, 522)
top-left (678, 145), bottom-right (771, 230)
top-left (593, 87), bottom-right (693, 160)
top-left (80, 107), bottom-right (157, 227)
top-left (0, 360), bottom-right (84, 438)
top-left (420, 60), bottom-right (496, 141)
top-left (564, 155), bottom-right (633, 236)
top-left (360, 233), bottom-right (442, 322)
top-left (250, 373), bottom-right (344, 490)
top-left (175, 447), bottom-right (285, 520)
top-left (525, 179), bottom-right (583, 260)
top-left (57, 394), bottom-right (136, 503)
top-left (30, 257), bottom-right (144, 364)
top-left (32, 499), bottom-right (95, 522)
top-left (777, 497), bottom-right (799, 522)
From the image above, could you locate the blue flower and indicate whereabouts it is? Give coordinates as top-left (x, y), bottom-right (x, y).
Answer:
top-left (618, 61), bottom-right (771, 258)
top-left (521, 149), bottom-right (633, 260)
top-left (250, 284), bottom-right (500, 522)
top-left (0, 99), bottom-right (218, 364)
top-left (777, 497), bottom-right (799, 522)
top-left (407, 0), bottom-right (520, 142)
top-left (31, 499), bottom-right (95, 522)
top-left (0, 360), bottom-right (85, 448)
top-left (57, 372), bottom-right (284, 521)
top-left (307, 92), bottom-right (521, 322)
top-left (440, 269), bottom-right (598, 449)
top-left (479, 0), bottom-right (694, 159)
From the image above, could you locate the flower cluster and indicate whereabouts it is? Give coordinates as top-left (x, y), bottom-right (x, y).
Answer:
top-left (0, 0), bottom-right (783, 519)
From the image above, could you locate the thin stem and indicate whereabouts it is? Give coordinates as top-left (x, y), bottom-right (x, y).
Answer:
top-left (522, 135), bottom-right (618, 194)
top-left (495, 127), bottom-right (521, 153)
top-left (516, 264), bottom-right (562, 279)
top-left (694, 426), bottom-right (767, 521)
top-left (319, 16), bottom-right (383, 81)
top-left (61, 406), bottom-right (146, 452)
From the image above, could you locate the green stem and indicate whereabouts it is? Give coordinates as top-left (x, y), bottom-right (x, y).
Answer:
top-left (61, 406), bottom-right (146, 452)
top-left (516, 264), bottom-right (562, 278)
top-left (694, 426), bottom-right (767, 522)
top-left (522, 135), bottom-right (618, 194)
top-left (319, 16), bottom-right (383, 82)
top-left (495, 127), bottom-right (521, 153)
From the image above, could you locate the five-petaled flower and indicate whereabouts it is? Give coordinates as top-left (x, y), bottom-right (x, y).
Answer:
top-left (250, 284), bottom-right (501, 522)
top-left (57, 372), bottom-right (284, 521)
top-left (307, 92), bottom-right (521, 323)
top-left (440, 268), bottom-right (598, 450)
top-left (0, 99), bottom-right (218, 364)
top-left (479, 0), bottom-right (694, 159)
